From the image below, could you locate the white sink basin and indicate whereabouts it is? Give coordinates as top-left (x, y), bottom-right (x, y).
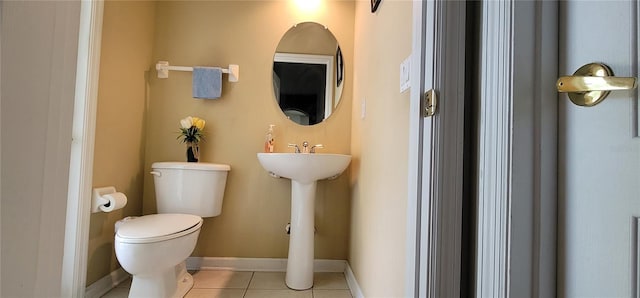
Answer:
top-left (257, 153), bottom-right (351, 184)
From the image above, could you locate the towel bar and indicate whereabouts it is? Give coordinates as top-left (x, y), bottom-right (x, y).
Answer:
top-left (155, 61), bottom-right (239, 82)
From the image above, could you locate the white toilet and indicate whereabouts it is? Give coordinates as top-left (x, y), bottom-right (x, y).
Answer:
top-left (114, 162), bottom-right (230, 298)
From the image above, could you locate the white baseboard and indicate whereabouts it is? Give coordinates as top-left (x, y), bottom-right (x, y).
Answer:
top-left (186, 257), bottom-right (347, 272)
top-left (345, 263), bottom-right (364, 298)
top-left (84, 268), bottom-right (130, 298)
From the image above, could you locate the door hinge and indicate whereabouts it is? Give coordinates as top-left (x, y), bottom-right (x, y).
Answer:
top-left (423, 89), bottom-right (437, 117)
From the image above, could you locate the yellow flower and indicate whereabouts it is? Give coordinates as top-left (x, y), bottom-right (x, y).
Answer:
top-left (192, 117), bottom-right (206, 130)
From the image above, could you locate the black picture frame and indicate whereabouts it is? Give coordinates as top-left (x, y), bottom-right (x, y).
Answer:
top-left (371, 0), bottom-right (382, 13)
top-left (336, 47), bottom-right (343, 87)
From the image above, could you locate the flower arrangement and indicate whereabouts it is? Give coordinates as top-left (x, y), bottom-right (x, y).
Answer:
top-left (178, 116), bottom-right (205, 162)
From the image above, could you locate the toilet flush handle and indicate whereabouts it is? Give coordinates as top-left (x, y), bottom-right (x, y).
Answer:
top-left (150, 171), bottom-right (161, 177)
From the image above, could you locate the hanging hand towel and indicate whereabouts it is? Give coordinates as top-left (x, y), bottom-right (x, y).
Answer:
top-left (192, 66), bottom-right (222, 99)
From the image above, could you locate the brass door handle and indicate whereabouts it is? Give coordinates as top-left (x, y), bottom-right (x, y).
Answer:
top-left (557, 76), bottom-right (636, 92)
top-left (556, 63), bottom-right (637, 107)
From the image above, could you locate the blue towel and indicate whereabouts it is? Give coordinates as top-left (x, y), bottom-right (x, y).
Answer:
top-left (192, 67), bottom-right (222, 99)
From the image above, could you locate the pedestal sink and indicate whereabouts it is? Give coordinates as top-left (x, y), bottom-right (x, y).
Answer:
top-left (256, 153), bottom-right (351, 290)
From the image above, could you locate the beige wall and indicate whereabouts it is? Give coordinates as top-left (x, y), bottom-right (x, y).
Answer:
top-left (87, 0), bottom-right (156, 285)
top-left (350, 0), bottom-right (413, 297)
top-left (142, 1), bottom-right (354, 259)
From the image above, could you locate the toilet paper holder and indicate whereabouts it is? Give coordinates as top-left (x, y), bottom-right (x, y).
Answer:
top-left (92, 186), bottom-right (117, 213)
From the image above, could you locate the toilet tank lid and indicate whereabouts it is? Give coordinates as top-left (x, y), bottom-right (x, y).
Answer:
top-left (116, 213), bottom-right (202, 241)
top-left (152, 162), bottom-right (230, 171)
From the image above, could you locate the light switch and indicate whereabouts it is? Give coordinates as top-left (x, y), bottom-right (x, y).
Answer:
top-left (361, 97), bottom-right (366, 119)
top-left (400, 55), bottom-right (411, 93)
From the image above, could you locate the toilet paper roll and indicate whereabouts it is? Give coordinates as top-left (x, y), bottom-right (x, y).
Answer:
top-left (99, 192), bottom-right (127, 212)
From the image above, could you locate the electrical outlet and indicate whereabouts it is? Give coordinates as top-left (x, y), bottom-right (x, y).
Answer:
top-left (400, 55), bottom-right (411, 93)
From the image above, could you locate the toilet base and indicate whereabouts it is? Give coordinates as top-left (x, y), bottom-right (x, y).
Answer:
top-left (174, 262), bottom-right (194, 298)
top-left (128, 261), bottom-right (193, 298)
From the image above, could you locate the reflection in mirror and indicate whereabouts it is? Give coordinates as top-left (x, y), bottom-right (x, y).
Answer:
top-left (272, 22), bottom-right (344, 125)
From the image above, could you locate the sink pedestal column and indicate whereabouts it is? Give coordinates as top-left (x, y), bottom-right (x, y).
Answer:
top-left (285, 180), bottom-right (316, 290)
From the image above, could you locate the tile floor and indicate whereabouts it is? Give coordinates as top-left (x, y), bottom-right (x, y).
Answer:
top-left (101, 271), bottom-right (353, 298)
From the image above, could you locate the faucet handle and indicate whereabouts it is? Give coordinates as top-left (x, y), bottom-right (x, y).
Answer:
top-left (287, 143), bottom-right (301, 153)
top-left (310, 144), bottom-right (324, 153)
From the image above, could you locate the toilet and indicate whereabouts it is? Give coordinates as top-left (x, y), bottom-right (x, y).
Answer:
top-left (114, 162), bottom-right (230, 298)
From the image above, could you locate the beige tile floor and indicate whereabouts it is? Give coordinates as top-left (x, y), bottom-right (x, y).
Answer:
top-left (101, 271), bottom-right (353, 298)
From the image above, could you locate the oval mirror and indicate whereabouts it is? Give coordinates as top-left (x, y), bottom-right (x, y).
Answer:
top-left (272, 22), bottom-right (344, 125)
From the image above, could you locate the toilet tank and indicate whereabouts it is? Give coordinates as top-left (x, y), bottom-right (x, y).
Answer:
top-left (151, 162), bottom-right (230, 217)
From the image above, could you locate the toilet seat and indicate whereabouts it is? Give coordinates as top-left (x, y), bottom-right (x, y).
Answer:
top-left (116, 213), bottom-right (203, 244)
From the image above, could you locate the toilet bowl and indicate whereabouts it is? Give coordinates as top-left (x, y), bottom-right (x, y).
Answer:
top-left (115, 214), bottom-right (202, 297)
top-left (114, 162), bottom-right (230, 298)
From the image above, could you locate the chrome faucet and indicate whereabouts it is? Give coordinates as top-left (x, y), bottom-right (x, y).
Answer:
top-left (289, 141), bottom-right (324, 153)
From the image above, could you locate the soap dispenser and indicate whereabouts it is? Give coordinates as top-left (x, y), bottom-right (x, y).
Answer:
top-left (264, 124), bottom-right (275, 153)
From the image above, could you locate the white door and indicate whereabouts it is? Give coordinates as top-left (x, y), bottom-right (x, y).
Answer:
top-left (559, 1), bottom-right (640, 296)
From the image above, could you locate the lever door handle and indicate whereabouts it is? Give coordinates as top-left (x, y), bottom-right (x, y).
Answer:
top-left (557, 62), bottom-right (637, 107)
top-left (557, 76), bottom-right (636, 92)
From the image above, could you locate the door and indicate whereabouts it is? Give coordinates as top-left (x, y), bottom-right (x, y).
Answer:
top-left (559, 1), bottom-right (640, 296)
